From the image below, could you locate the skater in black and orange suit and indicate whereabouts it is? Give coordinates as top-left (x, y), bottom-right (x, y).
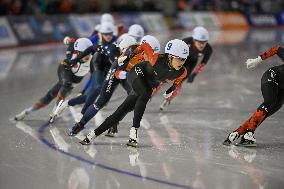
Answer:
top-left (79, 39), bottom-right (189, 147)
top-left (68, 35), bottom-right (161, 137)
top-left (223, 45), bottom-right (284, 146)
top-left (159, 26), bottom-right (213, 110)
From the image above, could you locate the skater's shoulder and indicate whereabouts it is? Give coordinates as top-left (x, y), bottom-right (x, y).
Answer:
top-left (182, 36), bottom-right (193, 44)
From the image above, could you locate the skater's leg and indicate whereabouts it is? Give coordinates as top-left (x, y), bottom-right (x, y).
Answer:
top-left (79, 93), bottom-right (137, 143)
top-left (224, 70), bottom-right (282, 145)
top-left (81, 69), bottom-right (105, 114)
top-left (236, 82), bottom-right (279, 135)
top-left (68, 94), bottom-right (87, 106)
top-left (15, 82), bottom-right (61, 120)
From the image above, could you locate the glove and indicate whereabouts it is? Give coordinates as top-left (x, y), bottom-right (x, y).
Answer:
top-left (63, 36), bottom-right (70, 45)
top-left (114, 70), bottom-right (128, 79)
top-left (246, 56), bottom-right (262, 69)
top-left (118, 56), bottom-right (127, 66)
top-left (163, 86), bottom-right (175, 99)
top-left (187, 73), bottom-right (196, 83)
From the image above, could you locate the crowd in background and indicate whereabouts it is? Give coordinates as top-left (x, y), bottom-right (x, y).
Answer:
top-left (0, 0), bottom-right (283, 16)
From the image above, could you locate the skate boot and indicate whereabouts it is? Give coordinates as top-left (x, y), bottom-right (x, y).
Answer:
top-left (68, 122), bottom-right (84, 136)
top-left (223, 131), bottom-right (240, 146)
top-left (236, 132), bottom-right (256, 147)
top-left (80, 137), bottom-right (91, 145)
top-left (15, 110), bottom-right (28, 121)
top-left (160, 99), bottom-right (170, 111)
top-left (49, 114), bottom-right (57, 123)
top-left (105, 124), bottom-right (118, 137)
top-left (49, 100), bottom-right (67, 123)
top-left (80, 130), bottom-right (96, 145)
top-left (127, 127), bottom-right (138, 148)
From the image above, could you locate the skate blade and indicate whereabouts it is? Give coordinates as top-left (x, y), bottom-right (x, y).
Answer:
top-left (126, 142), bottom-right (138, 148)
top-left (49, 116), bottom-right (56, 123)
top-left (67, 131), bottom-right (77, 137)
top-left (79, 140), bottom-right (91, 145)
top-left (234, 143), bottom-right (257, 147)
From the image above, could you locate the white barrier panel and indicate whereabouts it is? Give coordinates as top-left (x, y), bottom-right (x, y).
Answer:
top-left (69, 14), bottom-right (101, 37)
top-left (0, 17), bottom-right (18, 47)
top-left (140, 13), bottom-right (169, 33)
top-left (178, 12), bottom-right (220, 29)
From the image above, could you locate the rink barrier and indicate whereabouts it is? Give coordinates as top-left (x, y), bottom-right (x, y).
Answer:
top-left (214, 12), bottom-right (249, 29)
top-left (275, 12), bottom-right (284, 26)
top-left (0, 17), bottom-right (18, 47)
top-left (1, 11), bottom-right (284, 48)
top-left (69, 14), bottom-right (101, 37)
top-left (6, 15), bottom-right (77, 45)
top-left (246, 14), bottom-right (278, 27)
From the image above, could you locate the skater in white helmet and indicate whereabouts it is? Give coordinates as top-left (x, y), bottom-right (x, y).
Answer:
top-left (79, 39), bottom-right (188, 147)
top-left (223, 45), bottom-right (284, 147)
top-left (67, 35), bottom-right (161, 137)
top-left (116, 24), bottom-right (145, 44)
top-left (14, 38), bottom-right (93, 121)
top-left (158, 26), bottom-right (213, 110)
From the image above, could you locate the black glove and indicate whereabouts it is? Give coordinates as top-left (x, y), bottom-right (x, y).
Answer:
top-left (187, 73), bottom-right (196, 83)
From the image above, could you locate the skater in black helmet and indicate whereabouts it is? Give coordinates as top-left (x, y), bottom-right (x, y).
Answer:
top-left (223, 45), bottom-right (284, 147)
top-left (79, 39), bottom-right (189, 147)
top-left (159, 26), bottom-right (213, 110)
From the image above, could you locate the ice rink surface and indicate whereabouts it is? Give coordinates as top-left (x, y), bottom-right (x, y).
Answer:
top-left (1, 29), bottom-right (284, 189)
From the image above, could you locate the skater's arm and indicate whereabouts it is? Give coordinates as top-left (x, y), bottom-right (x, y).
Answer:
top-left (260, 45), bottom-right (281, 61)
top-left (188, 45), bottom-right (213, 82)
top-left (81, 74), bottom-right (93, 94)
top-left (140, 43), bottom-right (159, 66)
top-left (115, 45), bottom-right (140, 72)
top-left (246, 45), bottom-right (283, 69)
top-left (68, 46), bottom-right (97, 66)
top-left (162, 69), bottom-right (187, 99)
top-left (173, 68), bottom-right (187, 88)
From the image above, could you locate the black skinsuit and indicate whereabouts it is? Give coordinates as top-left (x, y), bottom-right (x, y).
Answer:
top-left (92, 54), bottom-right (187, 136)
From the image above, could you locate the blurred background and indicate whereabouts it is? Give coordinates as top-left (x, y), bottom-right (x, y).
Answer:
top-left (0, 0), bottom-right (283, 15)
top-left (0, 0), bottom-right (284, 49)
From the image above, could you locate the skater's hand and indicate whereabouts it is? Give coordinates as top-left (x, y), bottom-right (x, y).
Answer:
top-left (163, 86), bottom-right (175, 99)
top-left (115, 70), bottom-right (128, 79)
top-left (118, 56), bottom-right (127, 66)
top-left (63, 36), bottom-right (70, 45)
top-left (187, 73), bottom-right (196, 83)
top-left (246, 56), bottom-right (262, 69)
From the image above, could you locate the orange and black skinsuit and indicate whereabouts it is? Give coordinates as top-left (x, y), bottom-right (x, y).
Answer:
top-left (85, 52), bottom-right (187, 137)
top-left (153, 36), bottom-right (212, 102)
top-left (76, 42), bottom-right (161, 129)
top-left (236, 45), bottom-right (284, 135)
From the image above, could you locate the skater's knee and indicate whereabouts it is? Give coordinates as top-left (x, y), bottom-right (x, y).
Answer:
top-left (40, 94), bottom-right (54, 105)
top-left (62, 80), bottom-right (73, 90)
top-left (139, 91), bottom-right (152, 102)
